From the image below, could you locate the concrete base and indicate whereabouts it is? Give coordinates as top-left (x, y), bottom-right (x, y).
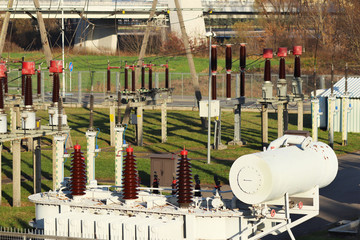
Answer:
top-left (228, 140), bottom-right (245, 146)
top-left (212, 143), bottom-right (228, 150)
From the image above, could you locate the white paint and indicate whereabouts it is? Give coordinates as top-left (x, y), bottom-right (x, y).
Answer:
top-left (86, 130), bottom-right (97, 183)
top-left (0, 113), bottom-right (7, 133)
top-left (21, 110), bottom-right (36, 130)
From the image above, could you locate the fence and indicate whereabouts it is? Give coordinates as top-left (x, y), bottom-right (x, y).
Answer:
top-left (5, 70), bottom-right (345, 103)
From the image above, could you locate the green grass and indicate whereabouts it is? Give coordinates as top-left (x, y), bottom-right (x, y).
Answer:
top-left (1, 107), bottom-right (359, 231)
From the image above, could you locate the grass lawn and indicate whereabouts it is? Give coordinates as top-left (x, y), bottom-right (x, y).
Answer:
top-left (0, 106), bottom-right (359, 240)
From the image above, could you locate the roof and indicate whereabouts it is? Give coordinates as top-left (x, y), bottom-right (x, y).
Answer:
top-left (321, 77), bottom-right (360, 98)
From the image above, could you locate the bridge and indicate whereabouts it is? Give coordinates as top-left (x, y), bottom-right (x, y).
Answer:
top-left (0, 0), bottom-right (257, 53)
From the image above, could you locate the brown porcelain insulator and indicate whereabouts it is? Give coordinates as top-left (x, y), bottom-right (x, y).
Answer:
top-left (70, 144), bottom-right (87, 196)
top-left (211, 45), bottom-right (217, 72)
top-left (107, 69), bottom-right (111, 93)
top-left (21, 74), bottom-right (25, 96)
top-left (122, 146), bottom-right (138, 200)
top-left (52, 73), bottom-right (60, 103)
top-left (226, 73), bottom-right (231, 98)
top-left (264, 59), bottom-right (271, 82)
top-left (226, 45), bottom-right (232, 71)
top-left (279, 58), bottom-right (285, 79)
top-left (165, 66), bottom-right (169, 89)
top-left (25, 75), bottom-right (33, 106)
top-left (294, 56), bottom-right (301, 78)
top-left (177, 148), bottom-right (192, 208)
top-left (240, 71), bottom-right (245, 97)
top-left (212, 75), bottom-right (217, 100)
top-left (240, 44), bottom-right (246, 69)
top-left (37, 70), bottom-right (41, 96)
top-left (132, 68), bottom-right (136, 91)
top-left (4, 72), bottom-right (8, 94)
top-left (0, 78), bottom-right (4, 109)
top-left (149, 67), bottom-right (153, 89)
top-left (124, 68), bottom-right (128, 90)
top-left (141, 66), bottom-right (145, 89)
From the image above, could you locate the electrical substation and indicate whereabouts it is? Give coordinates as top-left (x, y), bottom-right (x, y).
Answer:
top-left (0, 0), bottom-right (359, 239)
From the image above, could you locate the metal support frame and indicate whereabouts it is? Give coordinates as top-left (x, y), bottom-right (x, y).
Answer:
top-left (115, 126), bottom-right (126, 187)
top-left (86, 130), bottom-right (97, 183)
top-left (109, 105), bottom-right (116, 146)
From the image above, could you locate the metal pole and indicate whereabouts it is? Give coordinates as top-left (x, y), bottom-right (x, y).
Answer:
top-left (207, 29), bottom-right (212, 164)
top-left (78, 72), bottom-right (82, 104)
top-left (61, 0), bottom-right (66, 99)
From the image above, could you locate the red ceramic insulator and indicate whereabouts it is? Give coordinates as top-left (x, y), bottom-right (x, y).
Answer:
top-left (225, 44), bottom-right (232, 71)
top-left (277, 47), bottom-right (287, 57)
top-left (122, 146), bottom-right (139, 200)
top-left (177, 148), bottom-right (192, 208)
top-left (25, 75), bottom-right (33, 106)
top-left (49, 60), bottom-right (63, 74)
top-left (0, 64), bottom-right (6, 78)
top-left (293, 46), bottom-right (302, 56)
top-left (148, 67), bottom-right (153, 89)
top-left (264, 59), bottom-right (271, 82)
top-left (279, 58), bottom-right (286, 79)
top-left (294, 56), bottom-right (301, 78)
top-left (52, 73), bottom-right (60, 103)
top-left (70, 144), bottom-right (87, 196)
top-left (141, 66), bottom-right (145, 89)
top-left (107, 69), bottom-right (111, 93)
top-left (263, 48), bottom-right (273, 59)
top-left (22, 62), bottom-right (35, 75)
top-left (211, 45), bottom-right (217, 72)
top-left (240, 44), bottom-right (246, 69)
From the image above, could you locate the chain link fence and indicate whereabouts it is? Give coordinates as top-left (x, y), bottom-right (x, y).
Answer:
top-left (5, 70), bottom-right (345, 103)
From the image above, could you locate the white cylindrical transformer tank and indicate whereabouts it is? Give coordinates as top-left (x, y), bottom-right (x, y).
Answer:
top-left (21, 111), bottom-right (36, 130)
top-left (0, 113), bottom-right (7, 133)
top-left (229, 140), bottom-right (338, 205)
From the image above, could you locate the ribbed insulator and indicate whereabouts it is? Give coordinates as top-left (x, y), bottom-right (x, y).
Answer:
top-left (122, 146), bottom-right (138, 200)
top-left (131, 68), bottom-right (136, 91)
top-left (264, 59), bottom-right (271, 82)
top-left (294, 56), bottom-right (301, 78)
top-left (240, 44), bottom-right (246, 69)
top-left (4, 72), bottom-right (8, 94)
top-left (165, 67), bottom-right (169, 88)
top-left (279, 58), bottom-right (286, 79)
top-left (24, 75), bottom-right (33, 106)
top-left (211, 45), bottom-right (217, 72)
top-left (0, 78), bottom-right (4, 109)
top-left (226, 73), bottom-right (231, 98)
top-left (212, 75), bottom-right (217, 100)
top-left (52, 73), bottom-right (60, 103)
top-left (177, 148), bottom-right (192, 208)
top-left (124, 68), bottom-right (128, 90)
top-left (117, 91), bottom-right (122, 125)
top-left (141, 66), bottom-right (145, 89)
top-left (37, 70), bottom-right (41, 95)
top-left (21, 75), bottom-right (25, 96)
top-left (148, 68), bottom-right (153, 89)
top-left (70, 144), bottom-right (87, 196)
top-left (225, 45), bottom-right (232, 71)
top-left (107, 69), bottom-right (111, 92)
top-left (240, 71), bottom-right (245, 97)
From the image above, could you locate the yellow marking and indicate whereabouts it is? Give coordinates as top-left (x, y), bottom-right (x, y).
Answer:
top-left (110, 114), bottom-right (114, 122)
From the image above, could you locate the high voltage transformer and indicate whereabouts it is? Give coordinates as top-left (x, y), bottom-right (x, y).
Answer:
top-left (28, 134), bottom-right (338, 240)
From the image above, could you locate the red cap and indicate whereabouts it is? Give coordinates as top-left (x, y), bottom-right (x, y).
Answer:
top-left (180, 147), bottom-right (188, 156)
top-left (22, 61), bottom-right (35, 75)
top-left (0, 64), bottom-right (7, 78)
top-left (263, 48), bottom-right (273, 59)
top-left (126, 146), bottom-right (133, 153)
top-left (74, 144), bottom-right (81, 150)
top-left (277, 47), bottom-right (287, 57)
top-left (49, 60), bottom-right (63, 73)
top-left (293, 46), bottom-right (302, 56)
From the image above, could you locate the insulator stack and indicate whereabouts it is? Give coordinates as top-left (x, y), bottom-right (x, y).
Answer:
top-left (211, 45), bottom-right (217, 72)
top-left (107, 67), bottom-right (111, 93)
top-left (37, 70), bottom-right (41, 96)
top-left (263, 48), bottom-right (273, 82)
top-left (149, 66), bottom-right (153, 89)
top-left (131, 66), bottom-right (136, 91)
top-left (52, 73), bottom-right (60, 103)
top-left (21, 74), bottom-right (25, 96)
top-left (25, 75), bottom-right (33, 106)
top-left (141, 65), bottom-right (145, 89)
top-left (226, 44), bottom-right (232, 98)
top-left (165, 61), bottom-right (169, 89)
top-left (122, 146), bottom-right (138, 200)
top-left (124, 63), bottom-right (129, 90)
top-left (70, 144), bottom-right (87, 196)
top-left (293, 46), bottom-right (302, 78)
top-left (177, 148), bottom-right (192, 208)
top-left (240, 44), bottom-right (246, 97)
top-left (117, 91), bottom-right (122, 125)
top-left (4, 72), bottom-right (8, 94)
top-left (279, 58), bottom-right (286, 79)
top-left (0, 64), bottom-right (6, 109)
